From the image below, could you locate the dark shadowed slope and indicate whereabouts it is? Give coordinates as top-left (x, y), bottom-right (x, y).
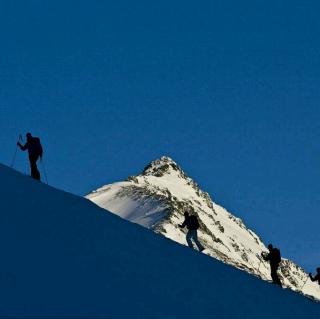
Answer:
top-left (0, 164), bottom-right (318, 318)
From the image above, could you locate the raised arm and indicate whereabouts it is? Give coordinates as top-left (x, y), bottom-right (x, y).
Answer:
top-left (309, 273), bottom-right (318, 282)
top-left (179, 219), bottom-right (187, 228)
top-left (17, 142), bottom-right (28, 151)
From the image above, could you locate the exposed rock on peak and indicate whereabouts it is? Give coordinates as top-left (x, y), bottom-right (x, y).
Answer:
top-left (142, 156), bottom-right (182, 177)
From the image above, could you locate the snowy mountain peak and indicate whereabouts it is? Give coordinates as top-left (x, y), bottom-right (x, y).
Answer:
top-left (142, 156), bottom-right (183, 177)
top-left (87, 157), bottom-right (320, 301)
top-left (140, 156), bottom-right (211, 205)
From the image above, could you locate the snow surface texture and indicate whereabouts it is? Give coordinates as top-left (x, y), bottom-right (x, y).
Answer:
top-left (0, 165), bottom-right (320, 319)
top-left (1, 164), bottom-right (319, 318)
top-left (87, 156), bottom-right (320, 301)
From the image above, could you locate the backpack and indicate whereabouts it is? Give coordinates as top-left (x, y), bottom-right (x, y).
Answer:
top-left (273, 248), bottom-right (281, 264)
top-left (33, 137), bottom-right (43, 158)
top-left (188, 215), bottom-right (200, 230)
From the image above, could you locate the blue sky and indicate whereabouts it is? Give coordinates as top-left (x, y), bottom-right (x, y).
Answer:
top-left (0, 0), bottom-right (319, 270)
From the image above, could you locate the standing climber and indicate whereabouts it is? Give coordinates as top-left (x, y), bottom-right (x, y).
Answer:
top-left (309, 268), bottom-right (320, 285)
top-left (179, 212), bottom-right (204, 252)
top-left (17, 132), bottom-right (43, 181)
top-left (261, 244), bottom-right (282, 287)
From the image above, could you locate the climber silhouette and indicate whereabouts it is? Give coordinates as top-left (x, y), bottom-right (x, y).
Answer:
top-left (261, 244), bottom-right (282, 287)
top-left (179, 212), bottom-right (204, 252)
top-left (17, 133), bottom-right (43, 181)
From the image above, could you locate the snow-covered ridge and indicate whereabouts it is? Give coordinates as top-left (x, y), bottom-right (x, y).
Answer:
top-left (87, 156), bottom-right (320, 301)
top-left (1, 163), bottom-right (319, 318)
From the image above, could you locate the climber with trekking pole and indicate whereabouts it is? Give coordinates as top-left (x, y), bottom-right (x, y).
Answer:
top-left (17, 132), bottom-right (43, 181)
top-left (179, 211), bottom-right (205, 252)
top-left (261, 244), bottom-right (282, 287)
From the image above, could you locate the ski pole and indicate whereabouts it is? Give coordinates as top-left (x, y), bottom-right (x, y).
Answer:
top-left (300, 277), bottom-right (308, 291)
top-left (258, 251), bottom-right (267, 272)
top-left (10, 135), bottom-right (22, 168)
top-left (10, 146), bottom-right (18, 168)
top-left (257, 259), bottom-right (262, 272)
top-left (41, 157), bottom-right (49, 185)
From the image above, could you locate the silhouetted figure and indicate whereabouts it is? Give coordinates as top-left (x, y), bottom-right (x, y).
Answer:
top-left (261, 244), bottom-right (282, 287)
top-left (17, 133), bottom-right (43, 181)
top-left (309, 268), bottom-right (320, 285)
top-left (179, 212), bottom-right (204, 252)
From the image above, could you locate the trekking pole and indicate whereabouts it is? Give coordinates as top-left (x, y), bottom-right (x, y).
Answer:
top-left (41, 157), bottom-right (49, 185)
top-left (10, 146), bottom-right (18, 168)
top-left (258, 251), bottom-right (267, 272)
top-left (10, 134), bottom-right (22, 168)
top-left (300, 277), bottom-right (309, 291)
top-left (257, 259), bottom-right (262, 272)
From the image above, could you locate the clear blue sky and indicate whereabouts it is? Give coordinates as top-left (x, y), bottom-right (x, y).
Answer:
top-left (0, 0), bottom-right (319, 270)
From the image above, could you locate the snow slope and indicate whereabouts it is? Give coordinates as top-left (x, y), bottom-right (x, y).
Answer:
top-left (87, 156), bottom-right (320, 301)
top-left (1, 163), bottom-right (319, 318)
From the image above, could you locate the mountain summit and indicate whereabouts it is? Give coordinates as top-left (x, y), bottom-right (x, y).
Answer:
top-left (142, 156), bottom-right (185, 176)
top-left (87, 156), bottom-right (320, 301)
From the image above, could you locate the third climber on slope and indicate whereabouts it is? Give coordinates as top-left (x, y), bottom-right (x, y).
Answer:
top-left (179, 212), bottom-right (204, 252)
top-left (261, 244), bottom-right (282, 287)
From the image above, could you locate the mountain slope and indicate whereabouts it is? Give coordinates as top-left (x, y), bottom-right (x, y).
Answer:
top-left (87, 156), bottom-right (320, 301)
top-left (1, 163), bottom-right (319, 318)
